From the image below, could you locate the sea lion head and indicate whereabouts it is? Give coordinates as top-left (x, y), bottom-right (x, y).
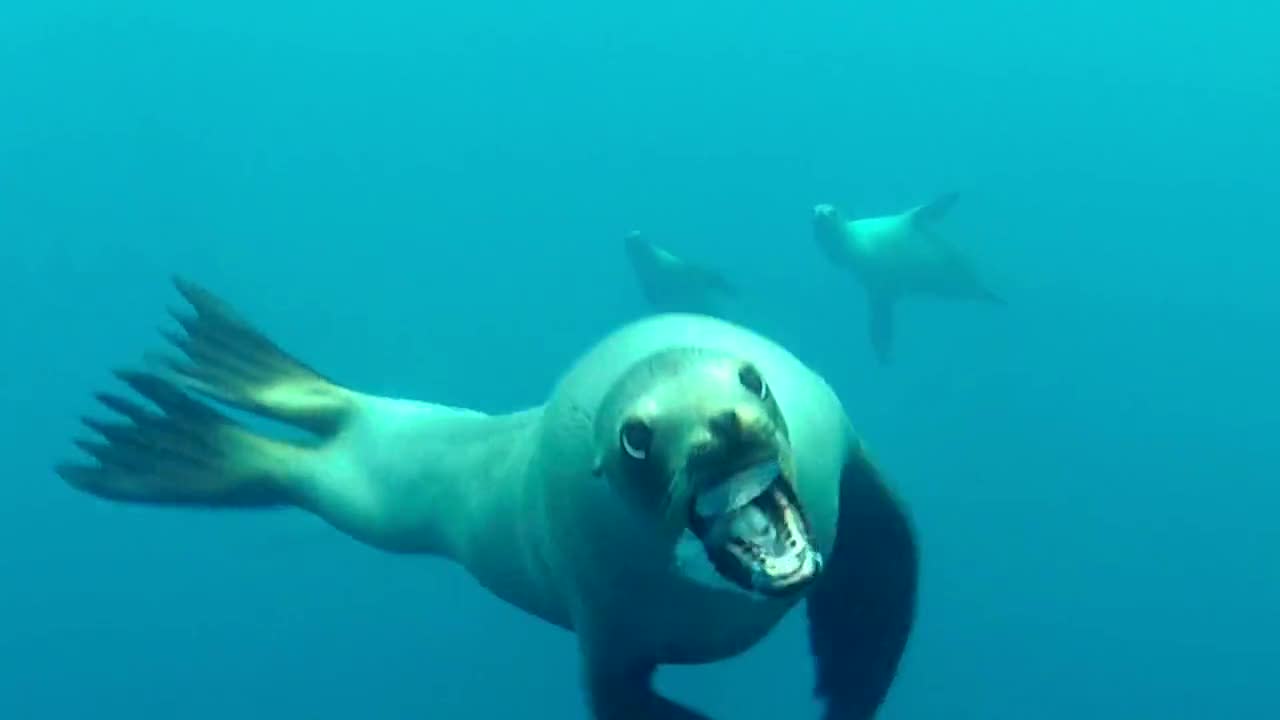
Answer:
top-left (811, 203), bottom-right (852, 263)
top-left (593, 347), bottom-right (824, 598)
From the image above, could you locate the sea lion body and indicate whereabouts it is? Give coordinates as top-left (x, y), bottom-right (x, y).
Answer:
top-left (57, 278), bottom-right (918, 719)
top-left (813, 195), bottom-right (1003, 363)
top-left (623, 231), bottom-right (738, 317)
top-left (826, 216), bottom-right (952, 294)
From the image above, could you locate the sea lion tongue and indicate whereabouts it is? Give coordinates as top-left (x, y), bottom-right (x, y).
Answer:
top-left (727, 503), bottom-right (791, 559)
top-left (694, 461), bottom-right (779, 518)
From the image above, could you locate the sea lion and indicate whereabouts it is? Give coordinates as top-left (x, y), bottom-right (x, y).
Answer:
top-left (55, 277), bottom-right (919, 719)
top-left (624, 230), bottom-right (738, 317)
top-left (812, 194), bottom-right (1004, 364)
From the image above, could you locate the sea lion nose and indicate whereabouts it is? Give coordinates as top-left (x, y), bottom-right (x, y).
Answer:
top-left (709, 408), bottom-right (744, 441)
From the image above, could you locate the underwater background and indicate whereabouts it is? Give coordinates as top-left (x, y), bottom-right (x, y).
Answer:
top-left (2, 0), bottom-right (1277, 717)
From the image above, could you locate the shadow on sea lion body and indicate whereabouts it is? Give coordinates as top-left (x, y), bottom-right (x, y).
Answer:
top-left (811, 193), bottom-right (1005, 364)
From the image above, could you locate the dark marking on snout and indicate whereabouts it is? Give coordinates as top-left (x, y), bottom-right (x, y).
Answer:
top-left (685, 408), bottom-right (782, 492)
top-left (709, 408), bottom-right (744, 442)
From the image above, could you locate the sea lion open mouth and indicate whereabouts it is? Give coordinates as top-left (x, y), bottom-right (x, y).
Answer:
top-left (686, 460), bottom-right (823, 597)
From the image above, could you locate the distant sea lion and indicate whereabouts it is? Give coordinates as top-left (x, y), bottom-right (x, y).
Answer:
top-left (56, 277), bottom-right (919, 719)
top-left (812, 194), bottom-right (1004, 363)
top-left (624, 231), bottom-right (738, 317)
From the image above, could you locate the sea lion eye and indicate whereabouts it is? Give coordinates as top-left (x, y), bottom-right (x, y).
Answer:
top-left (738, 364), bottom-right (768, 401)
top-left (620, 418), bottom-right (653, 460)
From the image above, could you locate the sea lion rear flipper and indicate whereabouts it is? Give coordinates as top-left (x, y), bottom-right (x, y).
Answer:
top-left (977, 285), bottom-right (1006, 305)
top-left (688, 264), bottom-right (738, 297)
top-left (805, 443), bottom-right (919, 720)
top-left (907, 191), bottom-right (959, 227)
top-left (943, 255), bottom-right (1007, 306)
top-left (867, 292), bottom-right (895, 365)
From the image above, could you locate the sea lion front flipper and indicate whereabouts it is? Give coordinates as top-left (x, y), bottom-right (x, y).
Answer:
top-left (55, 276), bottom-right (531, 561)
top-left (805, 443), bottom-right (919, 720)
top-left (56, 368), bottom-right (308, 508)
top-left (579, 628), bottom-right (712, 720)
top-left (54, 277), bottom-right (358, 507)
top-left (155, 276), bottom-right (355, 435)
top-left (583, 661), bottom-right (706, 717)
top-left (867, 291), bottom-right (895, 365)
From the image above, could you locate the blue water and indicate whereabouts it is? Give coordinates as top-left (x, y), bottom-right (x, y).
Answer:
top-left (2, 1), bottom-right (1276, 718)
